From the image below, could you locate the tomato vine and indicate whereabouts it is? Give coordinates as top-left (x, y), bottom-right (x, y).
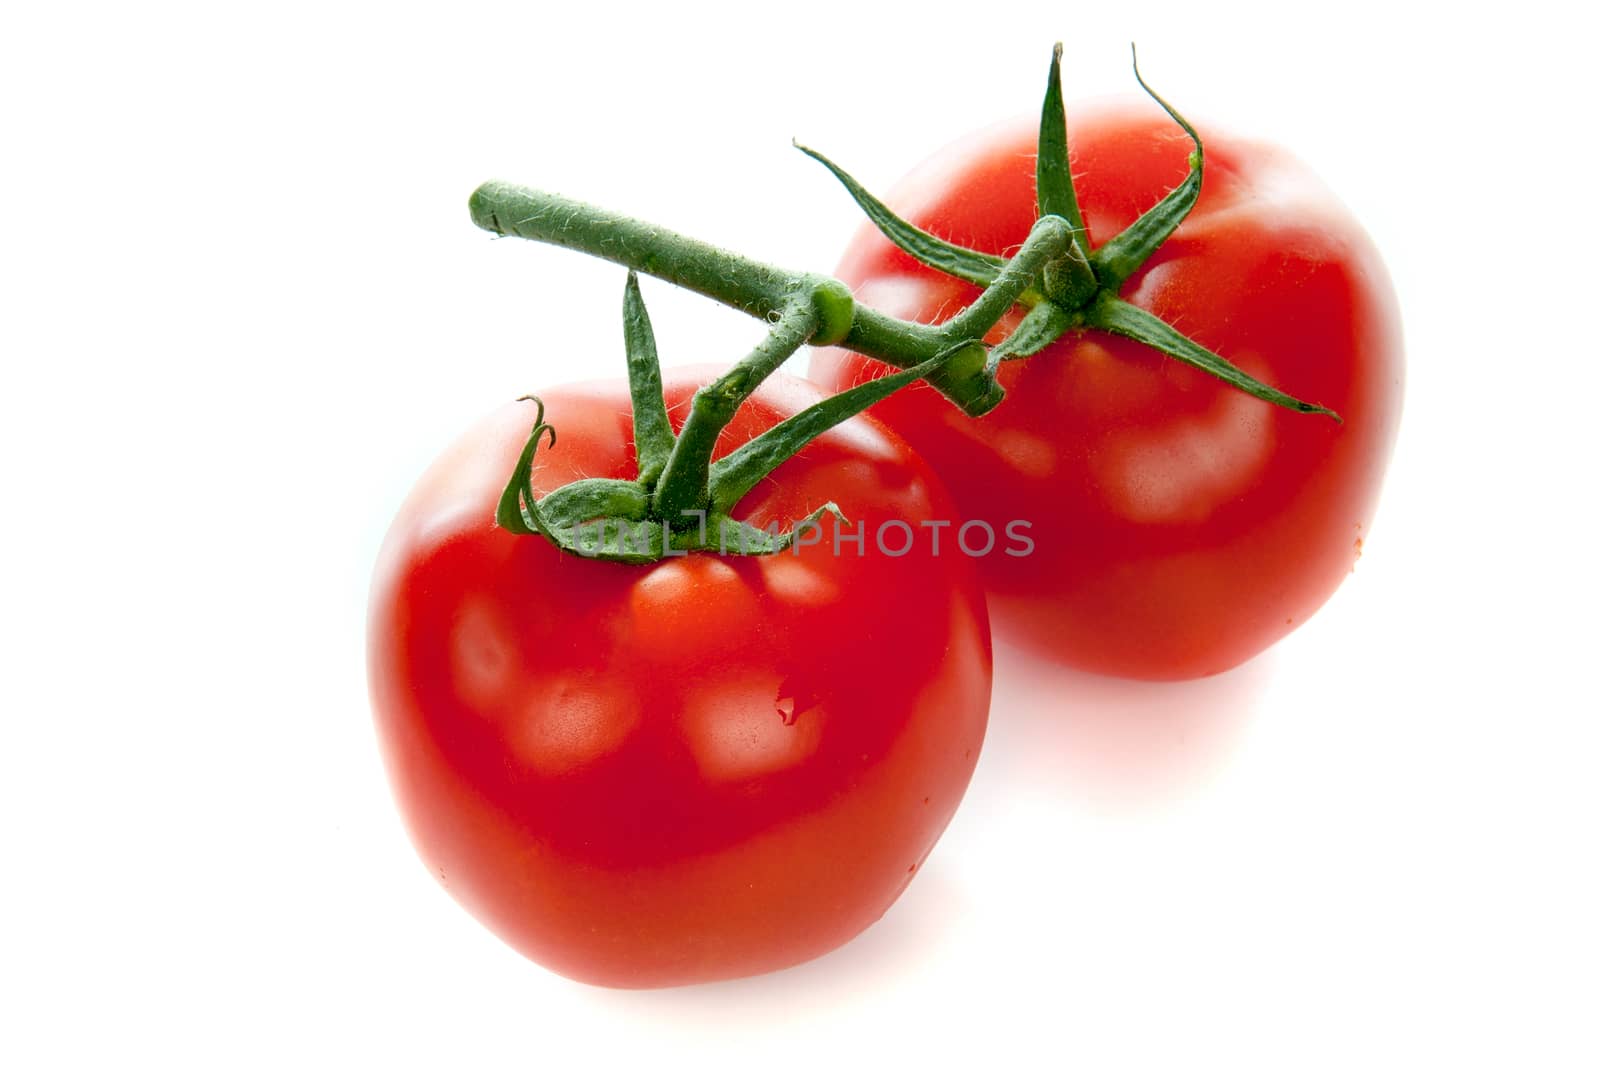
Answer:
top-left (470, 45), bottom-right (1336, 565)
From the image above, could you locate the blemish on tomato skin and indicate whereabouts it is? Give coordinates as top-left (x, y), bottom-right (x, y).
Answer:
top-left (774, 696), bottom-right (797, 726)
top-left (686, 681), bottom-right (821, 782)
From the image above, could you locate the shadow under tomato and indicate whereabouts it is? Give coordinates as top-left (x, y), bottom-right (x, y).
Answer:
top-left (979, 638), bottom-right (1274, 812)
top-left (576, 645), bottom-right (1271, 1009)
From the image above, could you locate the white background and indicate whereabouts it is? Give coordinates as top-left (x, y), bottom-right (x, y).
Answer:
top-left (4, 1), bottom-right (1597, 1063)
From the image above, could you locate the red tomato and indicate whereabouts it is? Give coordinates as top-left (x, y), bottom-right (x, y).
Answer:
top-left (812, 100), bottom-right (1403, 680)
top-left (367, 369), bottom-right (990, 988)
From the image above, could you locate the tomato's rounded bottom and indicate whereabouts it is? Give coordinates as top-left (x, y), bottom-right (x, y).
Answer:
top-left (985, 591), bottom-right (1271, 683)
top-left (978, 549), bottom-right (1354, 683)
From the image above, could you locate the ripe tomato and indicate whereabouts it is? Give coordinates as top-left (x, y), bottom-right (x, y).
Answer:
top-left (367, 369), bottom-right (990, 988)
top-left (811, 99), bottom-right (1403, 679)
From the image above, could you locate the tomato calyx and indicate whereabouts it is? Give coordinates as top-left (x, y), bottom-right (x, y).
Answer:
top-left (800, 44), bottom-right (1340, 421)
top-left (494, 272), bottom-right (983, 563)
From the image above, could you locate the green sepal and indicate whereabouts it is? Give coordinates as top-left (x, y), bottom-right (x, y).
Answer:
top-left (498, 444), bottom-right (851, 564)
top-left (988, 301), bottom-right (1078, 367)
top-left (495, 396), bottom-right (559, 537)
top-left (1085, 294), bottom-right (1340, 420)
top-left (795, 142), bottom-right (1006, 288)
top-left (538, 478), bottom-right (649, 527)
top-left (538, 510), bottom-right (830, 564)
top-left (621, 273), bottom-right (675, 487)
top-left (704, 503), bottom-right (850, 557)
top-left (1089, 46), bottom-right (1205, 291)
top-left (568, 503), bottom-right (848, 563)
top-left (1034, 43), bottom-right (1090, 261)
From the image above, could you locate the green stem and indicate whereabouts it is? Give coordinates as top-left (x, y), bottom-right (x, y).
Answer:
top-left (471, 181), bottom-right (793, 317)
top-left (651, 297), bottom-right (820, 522)
top-left (708, 342), bottom-right (980, 512)
top-left (837, 310), bottom-right (1006, 415)
top-left (469, 181), bottom-right (1001, 415)
top-left (837, 215), bottom-right (1078, 414)
top-left (939, 215), bottom-right (1074, 342)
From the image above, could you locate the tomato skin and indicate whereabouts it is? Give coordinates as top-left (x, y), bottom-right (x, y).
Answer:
top-left (368, 369), bottom-right (990, 988)
top-left (811, 100), bottom-right (1403, 680)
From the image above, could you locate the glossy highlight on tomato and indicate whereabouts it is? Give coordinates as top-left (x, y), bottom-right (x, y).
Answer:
top-left (368, 369), bottom-right (990, 988)
top-left (812, 99), bottom-right (1403, 679)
